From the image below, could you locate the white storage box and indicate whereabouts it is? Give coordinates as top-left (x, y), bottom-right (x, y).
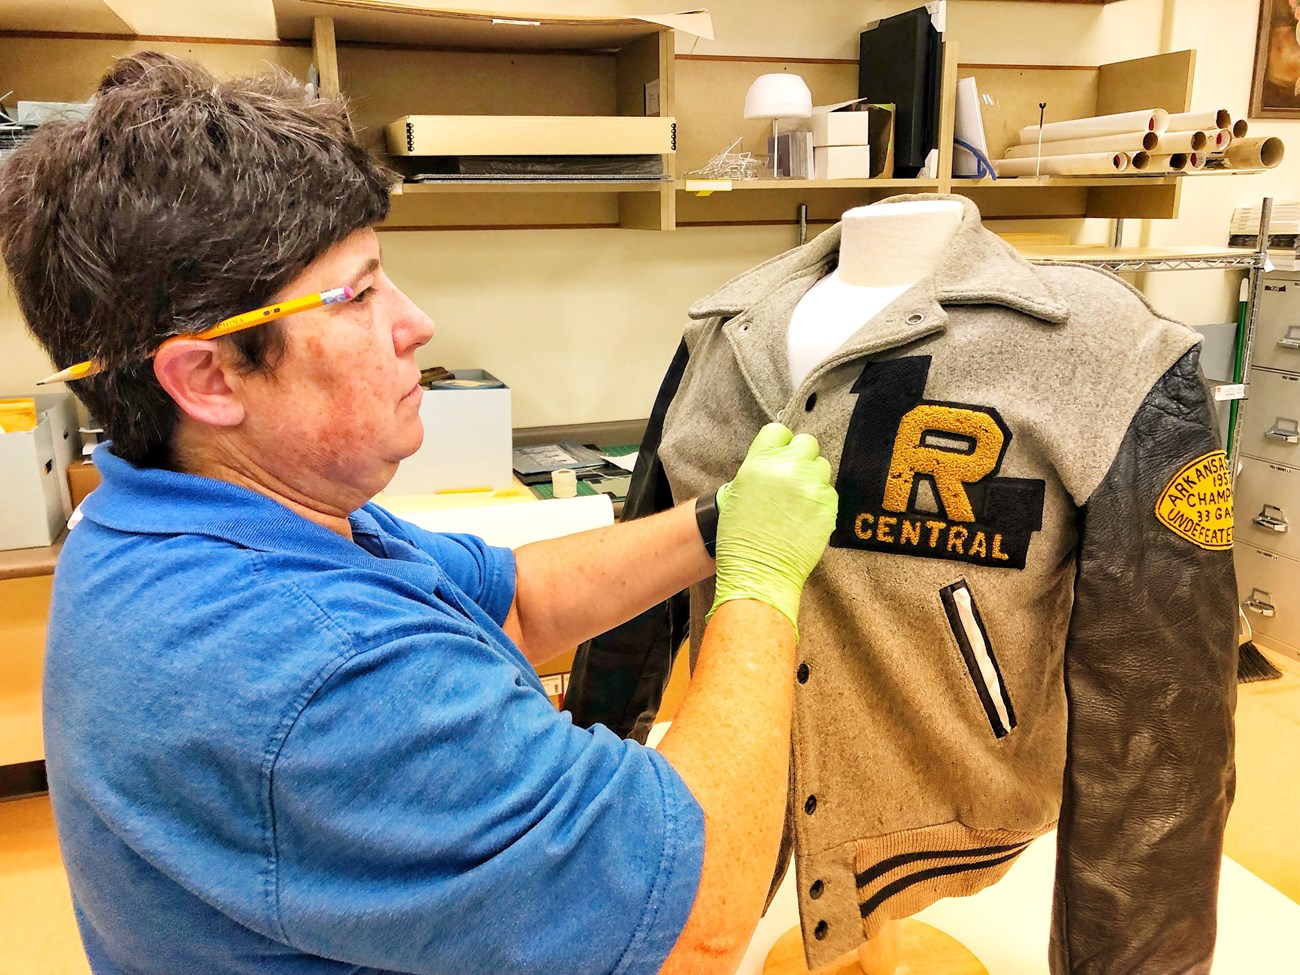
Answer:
top-left (814, 145), bottom-right (872, 180)
top-left (385, 116), bottom-right (677, 157)
top-left (33, 392), bottom-right (79, 517)
top-left (0, 398), bottom-right (72, 549)
top-left (384, 370), bottom-right (513, 497)
top-left (812, 105), bottom-right (873, 147)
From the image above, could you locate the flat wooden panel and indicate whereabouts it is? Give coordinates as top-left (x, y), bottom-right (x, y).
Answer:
top-left (1097, 49), bottom-right (1195, 117)
top-left (337, 44), bottom-right (615, 154)
top-left (273, 0), bottom-right (663, 49)
top-left (382, 188), bottom-right (620, 229)
top-left (1086, 180), bottom-right (1182, 219)
top-left (0, 0), bottom-right (132, 33)
top-left (0, 575), bottom-right (53, 767)
top-left (0, 533), bottom-right (62, 583)
top-left (674, 57), bottom-right (858, 177)
top-left (619, 186), bottom-right (673, 231)
top-left (936, 41), bottom-right (960, 194)
top-left (614, 31), bottom-right (664, 117)
top-left (675, 185), bottom-right (932, 227)
top-left (952, 184), bottom-right (1092, 220)
top-left (312, 15), bottom-right (340, 99)
top-left (0, 35), bottom-right (309, 103)
top-left (960, 64), bottom-right (1099, 161)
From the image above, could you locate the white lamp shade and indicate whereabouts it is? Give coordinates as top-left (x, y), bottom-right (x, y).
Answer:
top-left (743, 73), bottom-right (813, 120)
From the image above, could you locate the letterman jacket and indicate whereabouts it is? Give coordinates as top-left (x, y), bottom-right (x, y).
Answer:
top-left (566, 196), bottom-right (1238, 973)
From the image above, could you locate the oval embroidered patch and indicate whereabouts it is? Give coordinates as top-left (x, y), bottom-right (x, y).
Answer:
top-left (1154, 450), bottom-right (1233, 550)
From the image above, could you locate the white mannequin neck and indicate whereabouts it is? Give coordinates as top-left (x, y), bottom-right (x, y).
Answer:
top-left (787, 199), bottom-right (963, 389)
top-left (836, 199), bottom-right (965, 286)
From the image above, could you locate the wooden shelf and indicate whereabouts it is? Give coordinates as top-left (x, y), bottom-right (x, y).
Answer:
top-left (1018, 244), bottom-right (1256, 263)
top-left (0, 8), bottom-right (1243, 230)
top-left (960, 175), bottom-right (1179, 188)
top-left (394, 181), bottom-right (667, 195)
top-left (678, 178), bottom-right (943, 191)
top-left (0, 532), bottom-right (65, 582)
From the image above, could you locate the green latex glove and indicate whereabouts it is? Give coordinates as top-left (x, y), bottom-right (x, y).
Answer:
top-left (709, 422), bottom-right (838, 634)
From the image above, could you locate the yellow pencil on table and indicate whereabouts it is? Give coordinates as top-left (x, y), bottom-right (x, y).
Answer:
top-left (36, 285), bottom-right (355, 385)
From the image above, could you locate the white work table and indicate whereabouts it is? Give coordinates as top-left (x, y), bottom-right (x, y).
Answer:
top-left (734, 826), bottom-right (1300, 974)
top-left (643, 726), bottom-right (1300, 974)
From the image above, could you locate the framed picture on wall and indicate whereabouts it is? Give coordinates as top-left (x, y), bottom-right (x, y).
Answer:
top-left (1251, 0), bottom-right (1300, 117)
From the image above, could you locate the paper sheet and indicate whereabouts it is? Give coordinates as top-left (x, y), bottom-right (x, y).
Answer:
top-left (601, 452), bottom-right (638, 473)
top-left (953, 77), bottom-right (992, 177)
top-left (399, 493), bottom-right (614, 548)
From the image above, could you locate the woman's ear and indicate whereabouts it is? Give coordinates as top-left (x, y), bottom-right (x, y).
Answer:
top-left (153, 340), bottom-right (246, 428)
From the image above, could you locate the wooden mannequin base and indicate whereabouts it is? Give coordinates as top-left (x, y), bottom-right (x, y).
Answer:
top-left (762, 919), bottom-right (988, 975)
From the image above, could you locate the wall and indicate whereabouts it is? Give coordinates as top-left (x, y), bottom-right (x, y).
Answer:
top-left (0, 1), bottom-right (1294, 428)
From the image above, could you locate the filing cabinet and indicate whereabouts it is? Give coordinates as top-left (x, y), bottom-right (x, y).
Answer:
top-left (1238, 272), bottom-right (1300, 658)
top-left (1235, 544), bottom-right (1300, 659)
top-left (1238, 369), bottom-right (1300, 467)
top-left (1235, 458), bottom-right (1300, 559)
top-left (1254, 277), bottom-right (1300, 374)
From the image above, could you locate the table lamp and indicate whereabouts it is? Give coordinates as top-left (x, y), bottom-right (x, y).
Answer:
top-left (744, 73), bottom-right (813, 177)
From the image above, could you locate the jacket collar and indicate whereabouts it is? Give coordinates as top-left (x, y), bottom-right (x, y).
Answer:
top-left (688, 194), bottom-right (1071, 326)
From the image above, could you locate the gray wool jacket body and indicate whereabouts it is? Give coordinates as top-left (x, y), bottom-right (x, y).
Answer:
top-left (566, 196), bottom-right (1238, 973)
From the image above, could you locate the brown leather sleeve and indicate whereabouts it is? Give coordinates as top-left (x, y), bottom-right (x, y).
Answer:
top-left (1052, 346), bottom-right (1237, 974)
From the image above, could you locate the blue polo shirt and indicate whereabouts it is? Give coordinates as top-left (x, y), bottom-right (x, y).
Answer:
top-left (43, 446), bottom-right (703, 975)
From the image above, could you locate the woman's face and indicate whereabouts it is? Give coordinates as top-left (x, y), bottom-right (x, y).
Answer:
top-left (235, 227), bottom-right (436, 506)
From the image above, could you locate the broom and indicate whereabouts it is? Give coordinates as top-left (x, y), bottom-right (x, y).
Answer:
top-left (1238, 601), bottom-right (1283, 686)
top-left (1230, 281), bottom-right (1283, 684)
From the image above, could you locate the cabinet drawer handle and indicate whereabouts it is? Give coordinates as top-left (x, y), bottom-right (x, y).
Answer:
top-left (1266, 418), bottom-right (1299, 444)
top-left (1245, 589), bottom-right (1276, 618)
top-left (1280, 326), bottom-right (1300, 350)
top-left (1254, 504), bottom-right (1289, 532)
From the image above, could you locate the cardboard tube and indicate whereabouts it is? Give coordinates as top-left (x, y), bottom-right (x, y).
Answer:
top-left (1187, 151), bottom-right (1207, 170)
top-left (1156, 130), bottom-right (1208, 153)
top-left (1003, 130), bottom-right (1156, 159)
top-left (1133, 152), bottom-right (1189, 172)
top-left (1224, 137), bottom-right (1285, 169)
top-left (1210, 128), bottom-right (1232, 152)
top-left (995, 151), bottom-right (1129, 177)
top-left (1166, 109), bottom-right (1231, 131)
top-left (1017, 109), bottom-right (1169, 144)
top-left (1233, 118), bottom-right (1249, 138)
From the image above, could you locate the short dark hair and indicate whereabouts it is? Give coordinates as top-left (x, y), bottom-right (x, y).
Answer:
top-left (0, 51), bottom-right (394, 466)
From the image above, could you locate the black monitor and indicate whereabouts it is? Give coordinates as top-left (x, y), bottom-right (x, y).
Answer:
top-left (858, 5), bottom-right (943, 178)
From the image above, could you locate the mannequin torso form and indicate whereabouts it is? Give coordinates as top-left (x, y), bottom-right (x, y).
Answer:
top-left (786, 199), bottom-right (964, 389)
top-left (777, 198), bottom-right (970, 975)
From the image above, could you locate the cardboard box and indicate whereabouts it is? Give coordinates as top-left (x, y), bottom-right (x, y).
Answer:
top-left (384, 370), bottom-right (513, 496)
top-left (814, 145), bottom-right (873, 180)
top-left (386, 115), bottom-right (677, 156)
top-left (67, 460), bottom-right (102, 509)
top-left (0, 407), bottom-right (68, 549)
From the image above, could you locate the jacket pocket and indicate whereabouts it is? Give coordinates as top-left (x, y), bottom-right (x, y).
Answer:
top-left (940, 580), bottom-right (1017, 739)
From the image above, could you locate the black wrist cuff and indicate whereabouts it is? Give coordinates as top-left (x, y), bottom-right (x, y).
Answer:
top-left (695, 492), bottom-right (719, 557)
